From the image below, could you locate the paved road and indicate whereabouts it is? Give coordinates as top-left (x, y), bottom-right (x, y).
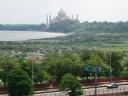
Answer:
top-left (1, 83), bottom-right (128, 96)
top-left (34, 84), bottom-right (128, 96)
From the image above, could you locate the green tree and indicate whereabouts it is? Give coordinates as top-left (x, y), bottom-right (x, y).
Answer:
top-left (63, 53), bottom-right (84, 77)
top-left (20, 60), bottom-right (50, 84)
top-left (45, 53), bottom-right (83, 82)
top-left (0, 55), bottom-right (19, 86)
top-left (85, 53), bottom-right (109, 79)
top-left (110, 51), bottom-right (124, 76)
top-left (46, 54), bottom-right (67, 82)
top-left (87, 54), bottom-right (106, 68)
top-left (60, 74), bottom-right (83, 96)
top-left (81, 49), bottom-right (91, 62)
top-left (33, 64), bottom-right (50, 84)
top-left (7, 69), bottom-right (33, 96)
top-left (19, 60), bottom-right (32, 78)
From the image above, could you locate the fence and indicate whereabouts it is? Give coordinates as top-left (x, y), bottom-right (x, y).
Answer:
top-left (85, 85), bottom-right (128, 96)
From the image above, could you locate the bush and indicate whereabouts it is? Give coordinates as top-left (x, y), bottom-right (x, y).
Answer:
top-left (60, 74), bottom-right (83, 96)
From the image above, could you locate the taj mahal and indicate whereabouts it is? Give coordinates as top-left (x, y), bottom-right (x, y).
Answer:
top-left (46, 9), bottom-right (79, 27)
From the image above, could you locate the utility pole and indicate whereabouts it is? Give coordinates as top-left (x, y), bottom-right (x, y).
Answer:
top-left (107, 49), bottom-right (112, 83)
top-left (94, 72), bottom-right (97, 96)
top-left (109, 51), bottom-right (112, 83)
top-left (84, 66), bottom-right (101, 96)
top-left (32, 61), bottom-right (34, 85)
top-left (28, 54), bottom-right (35, 88)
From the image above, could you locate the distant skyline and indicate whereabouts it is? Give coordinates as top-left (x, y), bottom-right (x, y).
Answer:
top-left (0, 0), bottom-right (128, 24)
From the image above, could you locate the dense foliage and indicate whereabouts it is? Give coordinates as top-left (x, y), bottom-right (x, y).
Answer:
top-left (45, 53), bottom-right (83, 82)
top-left (74, 21), bottom-right (128, 33)
top-left (0, 50), bottom-right (127, 86)
top-left (1, 21), bottom-right (128, 33)
top-left (0, 24), bottom-right (46, 31)
top-left (60, 74), bottom-right (83, 96)
top-left (7, 69), bottom-right (32, 96)
top-left (0, 49), bottom-right (127, 96)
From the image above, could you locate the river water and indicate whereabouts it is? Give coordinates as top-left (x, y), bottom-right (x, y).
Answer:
top-left (0, 31), bottom-right (66, 41)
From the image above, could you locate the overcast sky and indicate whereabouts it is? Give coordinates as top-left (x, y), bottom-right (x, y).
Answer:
top-left (0, 0), bottom-right (128, 24)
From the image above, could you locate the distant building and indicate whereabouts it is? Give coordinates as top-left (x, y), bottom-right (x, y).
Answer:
top-left (52, 8), bottom-right (69, 23)
top-left (46, 9), bottom-right (79, 28)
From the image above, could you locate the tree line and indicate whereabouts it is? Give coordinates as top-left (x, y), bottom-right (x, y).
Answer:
top-left (1, 21), bottom-right (128, 33)
top-left (0, 49), bottom-right (128, 94)
top-left (0, 24), bottom-right (46, 31)
top-left (0, 49), bottom-right (127, 85)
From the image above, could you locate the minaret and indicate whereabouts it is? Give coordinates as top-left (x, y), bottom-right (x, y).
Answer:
top-left (49, 15), bottom-right (52, 24)
top-left (72, 15), bottom-right (74, 20)
top-left (46, 14), bottom-right (49, 25)
top-left (75, 14), bottom-right (80, 23)
top-left (46, 14), bottom-right (49, 28)
top-left (76, 14), bottom-right (79, 20)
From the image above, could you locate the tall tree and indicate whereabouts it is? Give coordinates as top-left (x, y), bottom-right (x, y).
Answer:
top-left (110, 51), bottom-right (124, 76)
top-left (7, 69), bottom-right (33, 96)
top-left (45, 53), bottom-right (83, 82)
top-left (0, 55), bottom-right (19, 86)
top-left (60, 74), bottom-right (83, 96)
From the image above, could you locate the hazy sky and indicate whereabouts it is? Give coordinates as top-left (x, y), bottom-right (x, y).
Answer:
top-left (0, 0), bottom-right (128, 24)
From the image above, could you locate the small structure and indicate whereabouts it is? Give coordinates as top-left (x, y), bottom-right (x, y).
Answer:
top-left (26, 52), bottom-right (44, 63)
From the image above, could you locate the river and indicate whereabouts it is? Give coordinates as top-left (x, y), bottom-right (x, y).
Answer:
top-left (0, 31), bottom-right (66, 41)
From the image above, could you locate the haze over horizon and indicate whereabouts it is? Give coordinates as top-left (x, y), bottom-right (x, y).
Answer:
top-left (0, 0), bottom-right (128, 24)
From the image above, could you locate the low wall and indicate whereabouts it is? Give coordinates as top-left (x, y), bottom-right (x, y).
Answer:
top-left (80, 77), bottom-right (128, 86)
top-left (0, 87), bottom-right (7, 94)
